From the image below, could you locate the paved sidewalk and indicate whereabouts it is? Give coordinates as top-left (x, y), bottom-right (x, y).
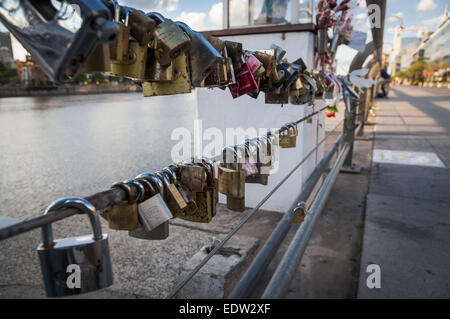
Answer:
top-left (358, 86), bottom-right (450, 298)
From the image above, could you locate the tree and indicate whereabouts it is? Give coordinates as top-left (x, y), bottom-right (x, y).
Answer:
top-left (91, 73), bottom-right (106, 84)
top-left (0, 61), bottom-right (18, 84)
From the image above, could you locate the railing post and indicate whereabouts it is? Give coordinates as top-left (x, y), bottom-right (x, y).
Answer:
top-left (341, 89), bottom-right (362, 174)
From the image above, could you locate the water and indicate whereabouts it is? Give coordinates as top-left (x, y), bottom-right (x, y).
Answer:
top-left (0, 92), bottom-right (197, 220)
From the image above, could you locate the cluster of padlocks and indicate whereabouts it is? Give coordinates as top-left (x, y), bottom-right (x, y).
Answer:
top-left (37, 125), bottom-right (310, 297)
top-left (82, 1), bottom-right (336, 104)
top-left (0, 0), bottom-right (341, 103)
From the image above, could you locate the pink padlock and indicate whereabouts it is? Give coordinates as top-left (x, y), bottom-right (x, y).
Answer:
top-left (229, 58), bottom-right (258, 99)
top-left (245, 53), bottom-right (263, 75)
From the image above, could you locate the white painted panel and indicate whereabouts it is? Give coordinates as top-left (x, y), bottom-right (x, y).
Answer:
top-left (196, 31), bottom-right (326, 212)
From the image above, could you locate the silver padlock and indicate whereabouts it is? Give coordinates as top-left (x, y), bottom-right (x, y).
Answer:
top-left (37, 197), bottom-right (113, 298)
top-left (128, 173), bottom-right (173, 240)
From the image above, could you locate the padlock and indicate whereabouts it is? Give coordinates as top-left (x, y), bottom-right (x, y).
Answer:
top-left (224, 46), bottom-right (237, 85)
top-left (142, 53), bottom-right (191, 96)
top-left (202, 36), bottom-right (229, 87)
top-left (202, 57), bottom-right (228, 87)
top-left (155, 171), bottom-right (189, 218)
top-left (245, 139), bottom-right (269, 186)
top-left (229, 56), bottom-right (259, 99)
top-left (245, 53), bottom-right (265, 77)
top-left (279, 123), bottom-right (298, 149)
top-left (269, 44), bottom-right (286, 64)
top-left (105, 182), bottom-right (139, 231)
top-left (253, 50), bottom-right (277, 78)
top-left (224, 41), bottom-right (243, 74)
top-left (236, 144), bottom-right (258, 177)
top-left (292, 57), bottom-right (308, 73)
top-left (147, 12), bottom-right (191, 67)
top-left (128, 173), bottom-right (172, 240)
top-left (289, 77), bottom-right (306, 96)
top-left (201, 157), bottom-right (219, 218)
top-left (37, 197), bottom-right (113, 297)
top-left (290, 91), bottom-right (311, 105)
top-left (180, 162), bottom-right (208, 192)
top-left (83, 44), bottom-right (111, 74)
top-left (177, 160), bottom-right (216, 223)
top-left (259, 133), bottom-right (277, 171)
top-left (293, 202), bottom-right (308, 224)
top-left (265, 89), bottom-right (289, 104)
top-left (128, 9), bottom-right (156, 46)
top-left (163, 166), bottom-right (198, 216)
top-left (110, 39), bottom-right (173, 81)
top-left (174, 21), bottom-right (222, 86)
top-left (219, 147), bottom-right (246, 212)
top-left (110, 2), bottom-right (131, 62)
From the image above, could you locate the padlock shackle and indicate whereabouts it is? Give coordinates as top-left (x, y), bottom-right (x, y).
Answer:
top-left (155, 171), bottom-right (171, 189)
top-left (111, 182), bottom-right (136, 204)
top-left (173, 21), bottom-right (195, 39)
top-left (124, 179), bottom-right (146, 203)
top-left (136, 173), bottom-right (164, 197)
top-left (146, 11), bottom-right (166, 24)
top-left (162, 167), bottom-right (177, 184)
top-left (42, 197), bottom-right (102, 248)
top-left (135, 178), bottom-right (157, 199)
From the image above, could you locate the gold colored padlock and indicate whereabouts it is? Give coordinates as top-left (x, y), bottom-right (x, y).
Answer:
top-left (142, 53), bottom-right (191, 96)
top-left (106, 182), bottom-right (139, 231)
top-left (83, 44), bottom-right (111, 74)
top-left (110, 8), bottom-right (131, 62)
top-left (218, 166), bottom-right (246, 212)
top-left (176, 160), bottom-right (216, 223)
top-left (110, 41), bottom-right (143, 80)
top-left (293, 202), bottom-right (308, 224)
top-left (279, 123), bottom-right (298, 149)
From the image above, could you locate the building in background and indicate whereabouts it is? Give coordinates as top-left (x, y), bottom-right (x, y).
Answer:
top-left (409, 15), bottom-right (450, 67)
top-left (16, 55), bottom-right (48, 86)
top-left (0, 32), bottom-right (16, 69)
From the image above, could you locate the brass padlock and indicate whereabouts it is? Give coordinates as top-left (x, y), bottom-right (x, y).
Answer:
top-left (110, 3), bottom-right (131, 62)
top-left (155, 171), bottom-right (188, 218)
top-left (279, 123), bottom-right (298, 149)
top-left (180, 161), bottom-right (208, 192)
top-left (147, 12), bottom-right (191, 67)
top-left (128, 9), bottom-right (156, 46)
top-left (219, 147), bottom-right (246, 212)
top-left (257, 134), bottom-right (273, 174)
top-left (83, 44), bottom-right (111, 74)
top-left (110, 40), bottom-right (172, 81)
top-left (293, 202), bottom-right (308, 224)
top-left (105, 182), bottom-right (139, 231)
top-left (163, 166), bottom-right (198, 217)
top-left (289, 77), bottom-right (306, 96)
top-left (142, 53), bottom-right (191, 96)
top-left (177, 160), bottom-right (216, 223)
top-left (253, 50), bottom-right (277, 78)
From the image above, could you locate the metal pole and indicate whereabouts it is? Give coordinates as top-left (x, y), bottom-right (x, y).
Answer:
top-left (228, 133), bottom-right (343, 299)
top-left (261, 143), bottom-right (351, 299)
top-left (0, 187), bottom-right (137, 241)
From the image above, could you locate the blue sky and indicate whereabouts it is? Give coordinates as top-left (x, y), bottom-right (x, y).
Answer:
top-left (3, 0), bottom-right (449, 69)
